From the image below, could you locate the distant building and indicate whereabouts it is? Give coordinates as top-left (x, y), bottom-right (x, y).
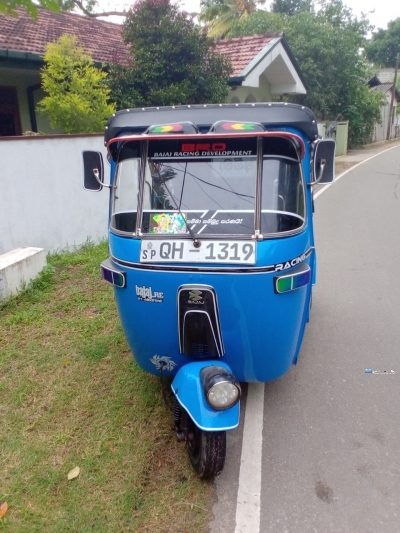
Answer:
top-left (368, 70), bottom-right (400, 142)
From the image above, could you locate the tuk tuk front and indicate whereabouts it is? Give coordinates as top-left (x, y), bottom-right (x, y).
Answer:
top-left (83, 103), bottom-right (335, 478)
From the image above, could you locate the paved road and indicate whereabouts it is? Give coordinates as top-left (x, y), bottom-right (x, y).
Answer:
top-left (210, 144), bottom-right (400, 533)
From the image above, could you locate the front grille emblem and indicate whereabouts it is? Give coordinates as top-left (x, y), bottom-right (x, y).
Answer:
top-left (189, 290), bottom-right (203, 303)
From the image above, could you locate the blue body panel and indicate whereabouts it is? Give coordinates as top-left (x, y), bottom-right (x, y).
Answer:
top-left (109, 234), bottom-right (314, 383)
top-left (106, 129), bottom-right (315, 385)
top-left (171, 361), bottom-right (240, 431)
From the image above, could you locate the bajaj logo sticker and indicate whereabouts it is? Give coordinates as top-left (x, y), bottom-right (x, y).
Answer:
top-left (189, 290), bottom-right (203, 304)
top-left (136, 285), bottom-right (164, 303)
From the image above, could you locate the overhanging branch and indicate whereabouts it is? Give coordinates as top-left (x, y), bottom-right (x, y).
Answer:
top-left (72, 0), bottom-right (127, 18)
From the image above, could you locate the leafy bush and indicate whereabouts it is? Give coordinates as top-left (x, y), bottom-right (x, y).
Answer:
top-left (37, 34), bottom-right (115, 133)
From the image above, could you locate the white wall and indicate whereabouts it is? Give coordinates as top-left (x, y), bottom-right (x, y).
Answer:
top-left (0, 134), bottom-right (110, 255)
top-left (228, 76), bottom-right (272, 104)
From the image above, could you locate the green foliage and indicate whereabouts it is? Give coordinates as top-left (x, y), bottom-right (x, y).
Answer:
top-left (58, 0), bottom-right (98, 14)
top-left (270, 0), bottom-right (311, 16)
top-left (0, 0), bottom-right (59, 18)
top-left (365, 18), bottom-right (400, 67)
top-left (228, 0), bottom-right (382, 147)
top-left (0, 0), bottom-right (104, 18)
top-left (199, 0), bottom-right (265, 38)
top-left (107, 0), bottom-right (232, 109)
top-left (229, 9), bottom-right (284, 34)
top-left (345, 86), bottom-right (382, 147)
top-left (37, 34), bottom-right (116, 134)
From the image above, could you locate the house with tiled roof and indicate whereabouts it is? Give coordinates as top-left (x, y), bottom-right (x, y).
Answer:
top-left (0, 8), bottom-right (306, 136)
top-left (215, 33), bottom-right (306, 104)
top-left (368, 71), bottom-right (400, 141)
top-left (0, 8), bottom-right (128, 135)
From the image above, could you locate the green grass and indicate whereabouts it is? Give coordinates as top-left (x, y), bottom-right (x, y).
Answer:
top-left (0, 242), bottom-right (213, 532)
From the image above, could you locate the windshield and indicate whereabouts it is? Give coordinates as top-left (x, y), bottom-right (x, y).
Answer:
top-left (110, 138), bottom-right (305, 237)
top-left (142, 157), bottom-right (256, 235)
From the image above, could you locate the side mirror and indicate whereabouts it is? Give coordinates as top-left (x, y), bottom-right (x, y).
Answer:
top-left (313, 139), bottom-right (335, 184)
top-left (83, 151), bottom-right (104, 191)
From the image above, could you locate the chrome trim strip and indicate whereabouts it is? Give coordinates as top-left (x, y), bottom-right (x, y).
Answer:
top-left (108, 130), bottom-right (306, 159)
top-left (177, 285), bottom-right (225, 356)
top-left (109, 226), bottom-right (305, 240)
top-left (254, 136), bottom-right (263, 237)
top-left (110, 223), bottom-right (306, 240)
top-left (110, 247), bottom-right (313, 274)
top-left (136, 140), bottom-right (148, 236)
top-left (100, 258), bottom-right (126, 288)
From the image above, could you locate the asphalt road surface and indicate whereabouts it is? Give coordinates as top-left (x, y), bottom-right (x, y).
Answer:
top-left (210, 144), bottom-right (400, 533)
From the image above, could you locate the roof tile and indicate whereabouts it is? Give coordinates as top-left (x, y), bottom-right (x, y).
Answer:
top-left (215, 33), bottom-right (282, 77)
top-left (0, 10), bottom-right (283, 79)
top-left (0, 7), bottom-right (129, 64)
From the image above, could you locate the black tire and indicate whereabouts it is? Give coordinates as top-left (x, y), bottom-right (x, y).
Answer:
top-left (187, 424), bottom-right (226, 479)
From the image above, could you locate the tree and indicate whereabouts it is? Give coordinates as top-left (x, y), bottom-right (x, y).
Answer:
top-left (37, 34), bottom-right (116, 133)
top-left (0, 0), bottom-right (59, 18)
top-left (365, 18), bottom-right (400, 67)
top-left (0, 0), bottom-right (128, 19)
top-left (199, 0), bottom-right (265, 38)
top-left (270, 0), bottom-right (311, 16)
top-left (227, 0), bottom-right (382, 147)
top-left (58, 0), bottom-right (128, 18)
top-left (107, 0), bottom-right (232, 109)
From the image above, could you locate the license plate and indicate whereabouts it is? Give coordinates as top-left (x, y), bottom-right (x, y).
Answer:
top-left (140, 240), bottom-right (256, 264)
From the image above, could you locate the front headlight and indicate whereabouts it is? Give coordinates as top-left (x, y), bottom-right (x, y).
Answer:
top-left (201, 366), bottom-right (241, 410)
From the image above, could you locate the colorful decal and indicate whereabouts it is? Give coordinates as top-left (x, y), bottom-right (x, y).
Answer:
top-left (150, 212), bottom-right (188, 234)
top-left (149, 124), bottom-right (184, 134)
top-left (148, 136), bottom-right (257, 159)
top-left (136, 285), bottom-right (164, 303)
top-left (274, 261), bottom-right (311, 294)
top-left (221, 123), bottom-right (258, 131)
top-left (181, 142), bottom-right (227, 152)
top-left (150, 355), bottom-right (177, 371)
top-left (209, 120), bottom-right (265, 133)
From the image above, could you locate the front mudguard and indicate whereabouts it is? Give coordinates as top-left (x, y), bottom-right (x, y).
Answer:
top-left (171, 361), bottom-right (240, 432)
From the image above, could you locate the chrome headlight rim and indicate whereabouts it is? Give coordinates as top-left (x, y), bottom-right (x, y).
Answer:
top-left (201, 366), bottom-right (241, 411)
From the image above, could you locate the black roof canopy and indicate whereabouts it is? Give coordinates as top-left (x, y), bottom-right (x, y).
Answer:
top-left (104, 103), bottom-right (319, 145)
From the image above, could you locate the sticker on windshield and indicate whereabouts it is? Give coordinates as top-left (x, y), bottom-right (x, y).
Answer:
top-left (150, 213), bottom-right (188, 235)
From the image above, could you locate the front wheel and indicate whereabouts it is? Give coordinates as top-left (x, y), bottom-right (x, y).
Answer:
top-left (187, 424), bottom-right (226, 479)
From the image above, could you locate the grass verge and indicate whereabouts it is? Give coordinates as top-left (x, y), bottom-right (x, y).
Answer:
top-left (0, 242), bottom-right (214, 533)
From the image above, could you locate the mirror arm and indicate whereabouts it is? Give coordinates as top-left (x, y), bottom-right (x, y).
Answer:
top-left (308, 159), bottom-right (326, 187)
top-left (93, 168), bottom-right (112, 189)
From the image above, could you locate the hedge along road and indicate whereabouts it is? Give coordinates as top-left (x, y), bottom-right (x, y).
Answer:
top-left (210, 142), bottom-right (400, 533)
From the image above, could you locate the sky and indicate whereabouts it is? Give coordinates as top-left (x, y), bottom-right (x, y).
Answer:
top-left (100, 0), bottom-right (400, 31)
top-left (180, 0), bottom-right (400, 31)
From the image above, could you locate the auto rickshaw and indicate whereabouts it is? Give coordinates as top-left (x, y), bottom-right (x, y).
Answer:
top-left (83, 103), bottom-right (335, 478)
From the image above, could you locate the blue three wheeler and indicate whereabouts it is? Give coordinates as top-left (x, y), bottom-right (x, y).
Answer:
top-left (83, 103), bottom-right (335, 478)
